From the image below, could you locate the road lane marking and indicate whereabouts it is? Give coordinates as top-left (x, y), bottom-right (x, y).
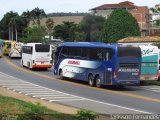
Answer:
top-left (0, 71), bottom-right (153, 114)
top-left (32, 94), bottom-right (67, 97)
top-left (49, 99), bottom-right (86, 102)
top-left (85, 99), bottom-right (152, 114)
top-left (2, 56), bottom-right (160, 103)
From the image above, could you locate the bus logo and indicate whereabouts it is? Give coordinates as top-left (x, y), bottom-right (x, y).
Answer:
top-left (68, 60), bottom-right (80, 65)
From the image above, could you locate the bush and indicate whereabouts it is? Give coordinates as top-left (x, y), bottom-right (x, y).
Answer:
top-left (75, 109), bottom-right (98, 120)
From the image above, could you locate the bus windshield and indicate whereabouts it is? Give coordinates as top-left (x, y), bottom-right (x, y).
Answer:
top-left (118, 47), bottom-right (141, 57)
top-left (35, 44), bottom-right (50, 52)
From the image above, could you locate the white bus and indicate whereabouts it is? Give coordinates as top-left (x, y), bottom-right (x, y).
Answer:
top-left (21, 43), bottom-right (52, 69)
top-left (9, 42), bottom-right (23, 58)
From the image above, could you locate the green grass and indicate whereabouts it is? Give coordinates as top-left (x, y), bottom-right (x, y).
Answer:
top-left (0, 95), bottom-right (75, 120)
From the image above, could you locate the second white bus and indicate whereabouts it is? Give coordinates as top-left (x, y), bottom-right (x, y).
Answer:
top-left (21, 43), bottom-right (52, 69)
top-left (9, 42), bottom-right (23, 58)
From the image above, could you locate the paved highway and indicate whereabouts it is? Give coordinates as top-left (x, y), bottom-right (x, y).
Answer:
top-left (0, 56), bottom-right (160, 114)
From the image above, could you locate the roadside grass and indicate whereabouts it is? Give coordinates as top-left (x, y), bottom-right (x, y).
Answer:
top-left (140, 80), bottom-right (160, 86)
top-left (0, 95), bottom-right (75, 120)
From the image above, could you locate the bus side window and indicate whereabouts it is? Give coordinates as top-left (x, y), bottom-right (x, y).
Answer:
top-left (97, 48), bottom-right (103, 61)
top-left (61, 47), bottom-right (68, 58)
top-left (105, 49), bottom-right (113, 61)
top-left (81, 48), bottom-right (89, 60)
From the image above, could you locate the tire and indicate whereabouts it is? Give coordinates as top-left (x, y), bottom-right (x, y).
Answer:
top-left (59, 70), bottom-right (64, 80)
top-left (21, 60), bottom-right (24, 67)
top-left (88, 74), bottom-right (95, 87)
top-left (27, 62), bottom-right (32, 70)
top-left (95, 76), bottom-right (102, 88)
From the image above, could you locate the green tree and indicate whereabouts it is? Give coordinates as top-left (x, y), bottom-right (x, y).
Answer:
top-left (78, 15), bottom-right (105, 42)
top-left (21, 10), bottom-right (32, 25)
top-left (0, 11), bottom-right (18, 40)
top-left (9, 15), bottom-right (25, 41)
top-left (30, 7), bottom-right (47, 26)
top-left (45, 18), bottom-right (54, 43)
top-left (100, 9), bottom-right (141, 43)
top-left (0, 11), bottom-right (27, 40)
top-left (53, 21), bottom-right (77, 42)
top-left (22, 26), bottom-right (46, 43)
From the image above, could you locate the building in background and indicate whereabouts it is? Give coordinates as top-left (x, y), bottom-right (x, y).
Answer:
top-left (90, 1), bottom-right (150, 36)
top-left (150, 3), bottom-right (160, 36)
top-left (155, 4), bottom-right (160, 9)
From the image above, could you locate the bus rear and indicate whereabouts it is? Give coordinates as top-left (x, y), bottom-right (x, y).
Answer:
top-left (140, 46), bottom-right (159, 80)
top-left (114, 46), bottom-right (141, 86)
top-left (32, 44), bottom-right (52, 69)
top-left (9, 42), bottom-right (23, 58)
top-left (3, 40), bottom-right (13, 55)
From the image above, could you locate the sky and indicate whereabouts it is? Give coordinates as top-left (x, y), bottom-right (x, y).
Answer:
top-left (0, 0), bottom-right (159, 19)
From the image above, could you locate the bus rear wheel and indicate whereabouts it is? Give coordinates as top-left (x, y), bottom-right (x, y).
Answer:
top-left (21, 60), bottom-right (24, 67)
top-left (88, 74), bottom-right (95, 87)
top-left (95, 76), bottom-right (102, 88)
top-left (27, 62), bottom-right (32, 70)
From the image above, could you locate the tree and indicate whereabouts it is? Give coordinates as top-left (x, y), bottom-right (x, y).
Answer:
top-left (21, 10), bottom-right (32, 26)
top-left (30, 7), bottom-right (47, 26)
top-left (100, 9), bottom-right (141, 43)
top-left (53, 21), bottom-right (77, 42)
top-left (78, 15), bottom-right (105, 42)
top-left (0, 11), bottom-right (18, 40)
top-left (9, 16), bottom-right (24, 41)
top-left (45, 18), bottom-right (54, 43)
top-left (22, 26), bottom-right (46, 43)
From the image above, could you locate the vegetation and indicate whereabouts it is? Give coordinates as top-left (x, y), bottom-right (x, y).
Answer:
top-left (0, 95), bottom-right (100, 120)
top-left (53, 21), bottom-right (77, 42)
top-left (0, 8), bottom-right (141, 43)
top-left (45, 18), bottom-right (54, 43)
top-left (47, 12), bottom-right (89, 17)
top-left (52, 15), bottom-right (105, 42)
top-left (78, 15), bottom-right (105, 42)
top-left (0, 11), bottom-right (27, 41)
top-left (30, 7), bottom-right (47, 26)
top-left (100, 9), bottom-right (141, 43)
top-left (141, 80), bottom-right (160, 86)
top-left (76, 109), bottom-right (98, 120)
top-left (0, 95), bottom-right (74, 120)
top-left (21, 26), bottom-right (46, 43)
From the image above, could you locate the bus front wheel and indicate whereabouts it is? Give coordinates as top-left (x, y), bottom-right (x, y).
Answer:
top-left (88, 74), bottom-right (95, 87)
top-left (95, 76), bottom-right (102, 88)
top-left (59, 70), bottom-right (64, 80)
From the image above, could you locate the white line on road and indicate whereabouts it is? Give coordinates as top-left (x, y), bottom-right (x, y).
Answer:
top-left (49, 99), bottom-right (86, 102)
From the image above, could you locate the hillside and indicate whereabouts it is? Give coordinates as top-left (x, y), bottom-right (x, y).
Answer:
top-left (29, 16), bottom-right (84, 27)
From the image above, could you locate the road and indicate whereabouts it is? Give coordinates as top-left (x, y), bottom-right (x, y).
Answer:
top-left (0, 56), bottom-right (160, 115)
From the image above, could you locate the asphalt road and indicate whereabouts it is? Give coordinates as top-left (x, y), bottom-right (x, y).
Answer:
top-left (0, 56), bottom-right (160, 114)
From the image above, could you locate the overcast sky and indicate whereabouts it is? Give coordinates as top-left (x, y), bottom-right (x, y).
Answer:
top-left (0, 0), bottom-right (159, 19)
